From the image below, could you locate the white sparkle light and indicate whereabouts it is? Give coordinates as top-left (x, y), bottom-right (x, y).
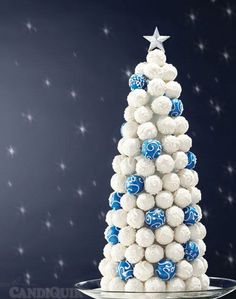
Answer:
top-left (19, 206), bottom-right (26, 215)
top-left (188, 12), bottom-right (196, 23)
top-left (226, 194), bottom-right (234, 205)
top-left (58, 258), bottom-right (64, 268)
top-left (70, 89), bottom-right (77, 99)
top-left (7, 180), bottom-right (13, 188)
top-left (102, 26), bottom-right (110, 36)
top-left (7, 146), bottom-right (16, 157)
top-left (26, 21), bottom-right (37, 32)
top-left (44, 78), bottom-right (51, 87)
top-left (197, 41), bottom-right (206, 52)
top-left (225, 5), bottom-right (233, 17)
top-left (59, 161), bottom-right (66, 171)
top-left (193, 84), bottom-right (201, 94)
top-left (226, 163), bottom-right (234, 175)
top-left (69, 219), bottom-right (74, 227)
top-left (22, 112), bottom-right (34, 123)
top-left (45, 220), bottom-right (52, 230)
top-left (17, 246), bottom-right (24, 256)
top-left (222, 50), bottom-right (230, 62)
top-left (76, 188), bottom-right (84, 198)
top-left (76, 123), bottom-right (87, 136)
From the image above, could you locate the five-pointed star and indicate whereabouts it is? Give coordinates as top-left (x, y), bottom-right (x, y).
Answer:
top-left (143, 27), bottom-right (170, 52)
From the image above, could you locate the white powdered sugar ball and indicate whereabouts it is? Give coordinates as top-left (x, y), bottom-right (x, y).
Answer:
top-left (192, 258), bottom-right (205, 277)
top-left (105, 261), bottom-right (118, 278)
top-left (146, 49), bottom-right (166, 66)
top-left (120, 157), bottom-right (136, 176)
top-left (112, 155), bottom-right (125, 174)
top-left (192, 170), bottom-right (199, 186)
top-left (165, 81), bottom-right (182, 99)
top-left (134, 106), bottom-right (153, 124)
top-left (156, 191), bottom-right (174, 209)
top-left (103, 243), bottom-right (113, 258)
top-left (144, 63), bottom-right (163, 80)
top-left (199, 257), bottom-right (208, 273)
top-left (118, 226), bottom-right (136, 246)
top-left (109, 277), bottom-right (125, 291)
top-left (124, 106), bottom-right (136, 122)
top-left (111, 243), bottom-right (126, 262)
top-left (174, 188), bottom-right (192, 208)
top-left (166, 206), bottom-right (184, 227)
top-left (133, 261), bottom-right (154, 282)
top-left (117, 138), bottom-right (126, 155)
top-left (161, 63), bottom-right (178, 82)
top-left (145, 277), bottom-right (166, 292)
top-left (137, 122), bottom-right (157, 140)
top-left (167, 278), bottom-right (185, 292)
top-left (127, 89), bottom-right (149, 108)
top-left (176, 260), bottom-right (193, 280)
top-left (178, 169), bottom-right (196, 188)
top-left (177, 134), bottom-right (192, 152)
top-left (199, 274), bottom-right (210, 290)
top-left (110, 173), bottom-right (126, 193)
top-left (145, 244), bottom-right (164, 263)
top-left (145, 175), bottom-right (163, 194)
top-left (156, 154), bottom-right (175, 174)
top-left (122, 138), bottom-right (141, 157)
top-left (121, 121), bottom-right (138, 138)
top-left (99, 258), bottom-right (109, 276)
top-left (174, 224), bottom-right (191, 243)
top-left (125, 278), bottom-right (144, 292)
top-left (165, 242), bottom-right (184, 262)
top-left (136, 227), bottom-right (155, 247)
top-left (196, 240), bottom-right (206, 257)
top-left (147, 78), bottom-right (166, 97)
top-left (127, 208), bottom-right (145, 229)
top-left (135, 62), bottom-right (146, 74)
top-left (189, 222), bottom-right (206, 240)
top-left (174, 116), bottom-right (189, 135)
top-left (120, 194), bottom-right (136, 211)
top-left (105, 210), bottom-right (114, 225)
top-left (162, 173), bottom-right (180, 192)
top-left (190, 187), bottom-right (202, 204)
top-left (157, 116), bottom-right (176, 135)
top-left (100, 276), bottom-right (111, 291)
top-left (151, 96), bottom-right (172, 115)
top-left (137, 193), bottom-right (155, 211)
top-left (112, 209), bottom-right (127, 228)
top-left (185, 277), bottom-right (201, 291)
top-left (162, 135), bottom-right (180, 154)
top-left (136, 157), bottom-right (155, 177)
top-left (155, 225), bottom-right (174, 245)
top-left (173, 151), bottom-right (188, 170)
top-left (125, 244), bottom-right (145, 264)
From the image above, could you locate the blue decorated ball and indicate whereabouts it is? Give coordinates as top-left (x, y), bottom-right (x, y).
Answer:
top-left (129, 74), bottom-right (147, 91)
top-left (145, 208), bottom-right (165, 229)
top-left (169, 98), bottom-right (184, 117)
top-left (141, 139), bottom-right (162, 160)
top-left (156, 259), bottom-right (176, 281)
top-left (104, 226), bottom-right (120, 245)
top-left (183, 241), bottom-right (199, 261)
top-left (126, 175), bottom-right (144, 194)
top-left (183, 205), bottom-right (199, 226)
top-left (109, 192), bottom-right (124, 210)
top-left (117, 260), bottom-right (134, 281)
top-left (186, 151), bottom-right (197, 169)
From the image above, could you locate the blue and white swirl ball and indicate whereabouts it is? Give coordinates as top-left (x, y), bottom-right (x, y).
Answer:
top-left (183, 241), bottom-right (199, 261)
top-left (141, 139), bottom-right (162, 160)
top-left (156, 259), bottom-right (176, 281)
top-left (183, 206), bottom-right (199, 226)
top-left (105, 226), bottom-right (120, 245)
top-left (129, 74), bottom-right (147, 91)
top-left (169, 98), bottom-right (184, 117)
top-left (117, 260), bottom-right (134, 281)
top-left (186, 151), bottom-right (197, 169)
top-left (126, 175), bottom-right (144, 194)
top-left (145, 208), bottom-right (165, 229)
top-left (109, 192), bottom-right (124, 210)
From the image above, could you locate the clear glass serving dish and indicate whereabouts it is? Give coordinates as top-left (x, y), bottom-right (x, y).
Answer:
top-left (75, 277), bottom-right (236, 299)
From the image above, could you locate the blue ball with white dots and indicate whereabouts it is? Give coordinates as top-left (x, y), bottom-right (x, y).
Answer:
top-left (156, 259), bottom-right (176, 281)
top-left (104, 226), bottom-right (120, 245)
top-left (117, 260), bottom-right (134, 281)
top-left (145, 208), bottom-right (165, 229)
top-left (183, 205), bottom-right (199, 226)
top-left (129, 74), bottom-right (147, 91)
top-left (126, 175), bottom-right (144, 194)
top-left (169, 98), bottom-right (184, 117)
top-left (183, 241), bottom-right (199, 261)
top-left (186, 151), bottom-right (197, 169)
top-left (109, 192), bottom-right (124, 210)
top-left (141, 139), bottom-right (162, 160)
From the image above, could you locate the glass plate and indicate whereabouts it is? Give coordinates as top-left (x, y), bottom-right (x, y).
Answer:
top-left (75, 277), bottom-right (236, 299)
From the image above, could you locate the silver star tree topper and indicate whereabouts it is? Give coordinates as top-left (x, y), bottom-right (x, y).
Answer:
top-left (143, 27), bottom-right (170, 52)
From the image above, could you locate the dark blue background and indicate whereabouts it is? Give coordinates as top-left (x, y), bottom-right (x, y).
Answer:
top-left (0, 0), bottom-right (235, 298)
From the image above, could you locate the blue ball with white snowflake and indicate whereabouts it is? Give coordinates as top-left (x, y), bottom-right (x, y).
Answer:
top-left (183, 241), bottom-right (199, 261)
top-left (104, 226), bottom-right (120, 245)
top-left (145, 208), bottom-right (165, 229)
top-left (169, 98), bottom-right (184, 117)
top-left (183, 205), bottom-right (199, 226)
top-left (186, 151), bottom-right (197, 169)
top-left (156, 259), bottom-right (176, 281)
top-left (117, 260), bottom-right (134, 281)
top-left (126, 175), bottom-right (144, 194)
top-left (109, 192), bottom-right (124, 210)
top-left (129, 74), bottom-right (147, 91)
top-left (141, 139), bottom-right (162, 160)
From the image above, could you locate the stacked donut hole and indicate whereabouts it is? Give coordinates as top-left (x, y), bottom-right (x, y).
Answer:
top-left (99, 49), bottom-right (209, 293)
